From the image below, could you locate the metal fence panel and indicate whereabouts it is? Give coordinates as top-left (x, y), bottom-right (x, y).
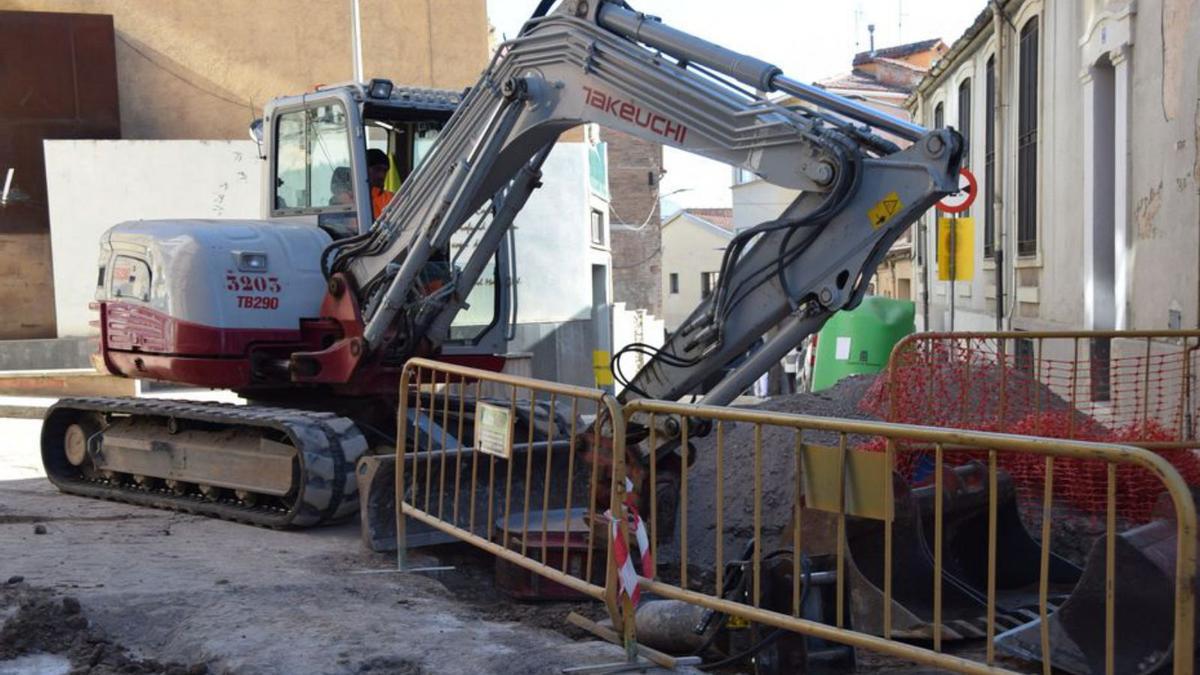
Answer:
top-left (623, 398), bottom-right (1196, 674)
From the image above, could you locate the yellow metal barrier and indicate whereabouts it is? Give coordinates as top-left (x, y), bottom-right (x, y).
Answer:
top-left (623, 398), bottom-right (1197, 674)
top-left (394, 358), bottom-right (635, 649)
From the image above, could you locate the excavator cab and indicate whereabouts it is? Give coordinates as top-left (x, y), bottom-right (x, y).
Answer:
top-left (254, 79), bottom-right (514, 359)
top-left (259, 79), bottom-right (457, 237)
top-left (89, 80), bottom-right (511, 394)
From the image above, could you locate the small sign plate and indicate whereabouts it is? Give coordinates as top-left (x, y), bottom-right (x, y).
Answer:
top-left (475, 402), bottom-right (514, 459)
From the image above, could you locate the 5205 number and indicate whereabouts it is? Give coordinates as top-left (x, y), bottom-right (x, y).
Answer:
top-left (225, 274), bottom-right (282, 294)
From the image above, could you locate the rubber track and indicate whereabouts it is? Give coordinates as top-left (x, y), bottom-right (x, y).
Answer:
top-left (41, 397), bottom-right (367, 528)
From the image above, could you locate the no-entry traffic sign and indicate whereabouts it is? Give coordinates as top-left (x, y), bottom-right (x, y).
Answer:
top-left (936, 167), bottom-right (977, 214)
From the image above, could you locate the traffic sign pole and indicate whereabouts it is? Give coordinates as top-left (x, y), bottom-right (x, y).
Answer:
top-left (949, 217), bottom-right (956, 331)
top-left (936, 167), bottom-right (977, 332)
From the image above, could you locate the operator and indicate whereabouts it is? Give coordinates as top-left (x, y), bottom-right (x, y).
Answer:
top-left (367, 148), bottom-right (394, 219)
top-left (329, 167), bottom-right (354, 206)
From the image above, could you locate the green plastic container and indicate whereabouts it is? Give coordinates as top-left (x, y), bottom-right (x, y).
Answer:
top-left (810, 296), bottom-right (915, 392)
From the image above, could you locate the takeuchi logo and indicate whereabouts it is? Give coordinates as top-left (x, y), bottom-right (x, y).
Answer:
top-left (582, 86), bottom-right (688, 143)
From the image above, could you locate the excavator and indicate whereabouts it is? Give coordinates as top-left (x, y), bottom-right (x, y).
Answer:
top-left (46, 0), bottom-right (1138, 670)
top-left (42, 0), bottom-right (961, 527)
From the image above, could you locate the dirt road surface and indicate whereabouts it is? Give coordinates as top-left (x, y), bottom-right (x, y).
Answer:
top-left (0, 418), bottom-right (664, 675)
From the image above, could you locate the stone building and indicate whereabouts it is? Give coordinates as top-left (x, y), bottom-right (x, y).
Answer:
top-left (0, 0), bottom-right (487, 341)
top-left (907, 0), bottom-right (1199, 333)
top-left (659, 208), bottom-right (734, 331)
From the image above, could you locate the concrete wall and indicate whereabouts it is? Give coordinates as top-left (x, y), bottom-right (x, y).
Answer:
top-left (660, 213), bottom-right (732, 330)
top-left (0, 0), bottom-right (488, 140)
top-left (910, 0), bottom-right (1200, 332)
top-left (44, 139), bottom-right (262, 337)
top-left (41, 134), bottom-right (611, 385)
top-left (510, 141), bottom-right (608, 325)
top-left (1125, 0), bottom-right (1200, 330)
top-left (42, 137), bottom-right (610, 378)
top-left (730, 180), bottom-right (798, 233)
top-left (612, 302), bottom-right (664, 397)
top-left (489, 138), bottom-right (613, 387)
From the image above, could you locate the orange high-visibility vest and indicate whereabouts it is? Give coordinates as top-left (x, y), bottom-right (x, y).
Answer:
top-left (371, 186), bottom-right (394, 219)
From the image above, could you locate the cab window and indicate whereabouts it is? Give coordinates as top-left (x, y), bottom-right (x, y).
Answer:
top-left (274, 103), bottom-right (354, 213)
top-left (111, 256), bottom-right (151, 302)
top-left (447, 230), bottom-right (501, 343)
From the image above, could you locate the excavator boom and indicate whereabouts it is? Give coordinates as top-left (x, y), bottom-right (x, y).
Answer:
top-left (313, 0), bottom-right (961, 404)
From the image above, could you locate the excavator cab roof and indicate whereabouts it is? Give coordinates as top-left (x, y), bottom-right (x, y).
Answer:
top-left (296, 79), bottom-right (461, 123)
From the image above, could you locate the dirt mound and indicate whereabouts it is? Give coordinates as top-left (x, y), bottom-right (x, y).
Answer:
top-left (650, 372), bottom-right (1110, 582)
top-left (0, 583), bottom-right (208, 675)
top-left (656, 375), bottom-right (880, 585)
top-left (861, 347), bottom-right (1081, 430)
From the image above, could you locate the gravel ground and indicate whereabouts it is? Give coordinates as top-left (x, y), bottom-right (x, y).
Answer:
top-left (0, 472), bottom-right (679, 675)
top-left (1, 583), bottom-right (209, 675)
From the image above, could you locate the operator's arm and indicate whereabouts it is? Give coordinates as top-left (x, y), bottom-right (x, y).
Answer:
top-left (319, 0), bottom-right (961, 403)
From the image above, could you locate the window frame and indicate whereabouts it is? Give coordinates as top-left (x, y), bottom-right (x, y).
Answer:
top-left (928, 99), bottom-right (946, 282)
top-left (111, 255), bottom-right (152, 302)
top-left (668, 272), bottom-right (679, 294)
top-left (957, 77), bottom-right (972, 167)
top-left (984, 54), bottom-right (996, 259)
top-left (270, 96), bottom-right (360, 218)
top-left (590, 208), bottom-right (606, 246)
top-left (957, 77), bottom-right (972, 221)
top-left (1016, 15), bottom-right (1040, 258)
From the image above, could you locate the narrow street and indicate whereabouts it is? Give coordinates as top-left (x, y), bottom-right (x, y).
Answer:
top-left (0, 420), bottom-right (647, 675)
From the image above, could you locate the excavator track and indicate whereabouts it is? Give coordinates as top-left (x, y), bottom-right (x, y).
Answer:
top-left (41, 397), bottom-right (367, 528)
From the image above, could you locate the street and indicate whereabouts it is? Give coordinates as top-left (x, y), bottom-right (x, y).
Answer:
top-left (0, 418), bottom-right (642, 675)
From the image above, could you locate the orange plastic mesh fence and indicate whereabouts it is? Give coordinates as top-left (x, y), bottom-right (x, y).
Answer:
top-left (861, 333), bottom-right (1200, 521)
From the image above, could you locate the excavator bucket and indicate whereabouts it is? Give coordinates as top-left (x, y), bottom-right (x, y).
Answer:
top-left (914, 462), bottom-right (1082, 609)
top-left (358, 393), bottom-right (608, 559)
top-left (797, 463), bottom-right (1079, 639)
top-left (995, 493), bottom-right (1198, 675)
top-left (358, 453), bottom-right (400, 551)
top-left (357, 403), bottom-right (474, 552)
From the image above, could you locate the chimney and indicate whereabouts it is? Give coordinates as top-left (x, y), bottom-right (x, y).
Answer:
top-left (868, 24), bottom-right (876, 56)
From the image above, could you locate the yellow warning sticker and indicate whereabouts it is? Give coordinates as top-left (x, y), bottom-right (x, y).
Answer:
top-left (593, 350), bottom-right (614, 386)
top-left (867, 191), bottom-right (904, 230)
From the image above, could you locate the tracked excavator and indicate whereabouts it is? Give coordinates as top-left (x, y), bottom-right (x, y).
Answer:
top-left (43, 0), bottom-right (961, 525)
top-left (41, 1), bottom-right (1107, 663)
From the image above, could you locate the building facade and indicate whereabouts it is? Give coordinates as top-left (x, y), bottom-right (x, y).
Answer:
top-left (660, 208), bottom-right (733, 331)
top-left (0, 0), bottom-right (488, 140)
top-left (909, 0), bottom-right (1199, 333)
top-left (1, 2), bottom-right (628, 388)
top-left (0, 1), bottom-right (487, 341)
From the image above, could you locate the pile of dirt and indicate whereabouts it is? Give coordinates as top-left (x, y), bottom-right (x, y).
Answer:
top-left (0, 582), bottom-right (208, 675)
top-left (860, 350), bottom-right (1094, 437)
top-left (650, 372), bottom-right (1115, 584)
top-left (656, 375), bottom-right (881, 586)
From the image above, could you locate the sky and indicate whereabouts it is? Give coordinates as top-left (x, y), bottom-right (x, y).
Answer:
top-left (486, 0), bottom-right (985, 215)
